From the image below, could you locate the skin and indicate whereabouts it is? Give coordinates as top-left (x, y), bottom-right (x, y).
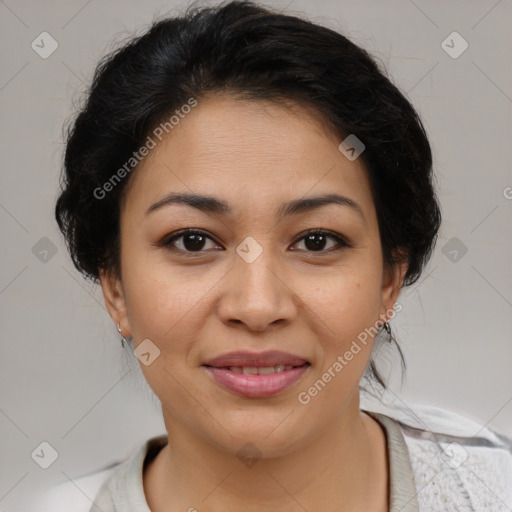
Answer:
top-left (100, 93), bottom-right (407, 512)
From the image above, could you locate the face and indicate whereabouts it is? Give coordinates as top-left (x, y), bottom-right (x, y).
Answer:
top-left (101, 94), bottom-right (405, 457)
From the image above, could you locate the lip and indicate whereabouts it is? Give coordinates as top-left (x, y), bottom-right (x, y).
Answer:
top-left (202, 350), bottom-right (309, 368)
top-left (202, 350), bottom-right (311, 398)
top-left (203, 365), bottom-right (310, 398)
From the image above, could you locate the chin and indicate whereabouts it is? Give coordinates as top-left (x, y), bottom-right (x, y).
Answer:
top-left (208, 409), bottom-right (313, 457)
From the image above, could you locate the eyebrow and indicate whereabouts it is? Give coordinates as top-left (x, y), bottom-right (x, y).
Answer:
top-left (145, 192), bottom-right (365, 222)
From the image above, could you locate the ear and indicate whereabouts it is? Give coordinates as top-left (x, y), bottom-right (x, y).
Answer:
top-left (379, 250), bottom-right (408, 323)
top-left (99, 267), bottom-right (131, 337)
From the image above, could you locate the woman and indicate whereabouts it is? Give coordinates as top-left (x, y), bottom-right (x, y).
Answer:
top-left (49, 1), bottom-right (512, 510)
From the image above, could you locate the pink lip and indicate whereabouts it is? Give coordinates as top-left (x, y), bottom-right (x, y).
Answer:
top-left (202, 350), bottom-right (309, 368)
top-left (201, 351), bottom-right (310, 398)
top-left (203, 365), bottom-right (310, 398)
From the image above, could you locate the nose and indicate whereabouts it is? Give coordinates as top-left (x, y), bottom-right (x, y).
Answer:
top-left (216, 242), bottom-right (298, 332)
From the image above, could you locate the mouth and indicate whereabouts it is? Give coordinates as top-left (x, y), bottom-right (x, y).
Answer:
top-left (201, 350), bottom-right (311, 398)
top-left (209, 364), bottom-right (306, 374)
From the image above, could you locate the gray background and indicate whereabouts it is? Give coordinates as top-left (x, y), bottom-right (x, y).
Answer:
top-left (1, 0), bottom-right (511, 510)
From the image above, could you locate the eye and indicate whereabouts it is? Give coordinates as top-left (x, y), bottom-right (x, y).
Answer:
top-left (159, 228), bottom-right (351, 256)
top-left (160, 229), bottom-right (220, 254)
top-left (291, 229), bottom-right (350, 253)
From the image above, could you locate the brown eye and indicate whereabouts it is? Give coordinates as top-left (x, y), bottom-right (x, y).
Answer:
top-left (292, 230), bottom-right (350, 253)
top-left (161, 229), bottom-right (219, 253)
top-left (159, 228), bottom-right (350, 257)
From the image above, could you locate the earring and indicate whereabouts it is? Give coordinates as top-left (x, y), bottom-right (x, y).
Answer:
top-left (117, 322), bottom-right (129, 348)
top-left (383, 321), bottom-right (392, 341)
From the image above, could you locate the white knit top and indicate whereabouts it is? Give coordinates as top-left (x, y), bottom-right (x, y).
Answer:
top-left (38, 399), bottom-right (512, 511)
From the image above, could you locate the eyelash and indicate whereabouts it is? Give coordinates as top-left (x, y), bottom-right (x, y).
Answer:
top-left (159, 228), bottom-right (352, 256)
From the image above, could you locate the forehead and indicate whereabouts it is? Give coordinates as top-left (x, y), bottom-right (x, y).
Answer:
top-left (122, 94), bottom-right (376, 224)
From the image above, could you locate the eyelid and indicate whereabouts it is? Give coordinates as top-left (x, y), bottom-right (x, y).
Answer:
top-left (158, 229), bottom-right (221, 252)
top-left (159, 228), bottom-right (352, 254)
top-left (292, 228), bottom-right (352, 249)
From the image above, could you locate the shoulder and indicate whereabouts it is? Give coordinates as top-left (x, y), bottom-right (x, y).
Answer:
top-left (37, 434), bottom-right (168, 512)
top-left (364, 397), bottom-right (512, 511)
top-left (36, 435), bottom-right (166, 512)
top-left (36, 466), bottom-right (118, 512)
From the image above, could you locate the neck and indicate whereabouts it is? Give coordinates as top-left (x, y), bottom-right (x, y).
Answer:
top-left (144, 392), bottom-right (389, 512)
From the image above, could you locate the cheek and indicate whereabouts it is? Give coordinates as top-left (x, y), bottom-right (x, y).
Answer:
top-left (119, 229), bottom-right (187, 334)
top-left (303, 255), bottom-right (383, 383)
top-left (310, 260), bottom-right (383, 338)
top-left (120, 263), bottom-right (204, 404)
top-left (295, 274), bottom-right (382, 413)
top-left (120, 244), bottom-right (220, 365)
top-left (123, 270), bottom-right (201, 343)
